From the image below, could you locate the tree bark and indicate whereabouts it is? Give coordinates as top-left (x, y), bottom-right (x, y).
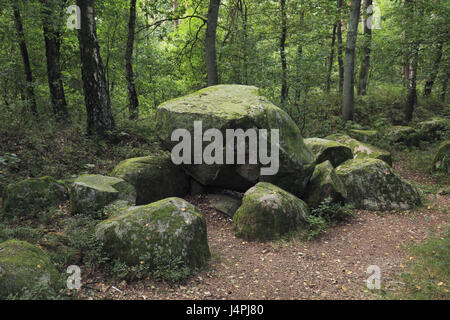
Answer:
top-left (12, 0), bottom-right (38, 117)
top-left (205, 0), bottom-right (220, 86)
top-left (337, 0), bottom-right (344, 94)
top-left (358, 0), bottom-right (372, 96)
top-left (423, 40), bottom-right (443, 97)
top-left (125, 0), bottom-right (139, 120)
top-left (280, 0), bottom-right (288, 106)
top-left (77, 0), bottom-right (115, 137)
top-left (405, 40), bottom-right (419, 123)
top-left (342, 0), bottom-right (361, 122)
top-left (326, 23), bottom-right (337, 93)
top-left (41, 0), bottom-right (69, 119)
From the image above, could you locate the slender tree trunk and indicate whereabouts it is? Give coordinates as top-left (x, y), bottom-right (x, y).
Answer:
top-left (326, 23), bottom-right (337, 93)
top-left (240, 0), bottom-right (249, 85)
top-left (358, 0), bottom-right (372, 96)
top-left (279, 0), bottom-right (288, 106)
top-left (337, 0), bottom-right (344, 94)
top-left (205, 0), bottom-right (220, 86)
top-left (423, 40), bottom-right (443, 97)
top-left (402, 0), bottom-right (411, 87)
top-left (404, 1), bottom-right (423, 123)
top-left (125, 0), bottom-right (139, 120)
top-left (76, 0), bottom-right (115, 137)
top-left (12, 0), bottom-right (37, 117)
top-left (342, 0), bottom-right (361, 122)
top-left (41, 0), bottom-right (69, 119)
top-left (405, 41), bottom-right (419, 123)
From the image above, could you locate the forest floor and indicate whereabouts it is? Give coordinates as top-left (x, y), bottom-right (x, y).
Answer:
top-left (74, 152), bottom-right (449, 300)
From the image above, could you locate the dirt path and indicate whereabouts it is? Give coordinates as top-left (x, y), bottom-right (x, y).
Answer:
top-left (76, 162), bottom-right (449, 300)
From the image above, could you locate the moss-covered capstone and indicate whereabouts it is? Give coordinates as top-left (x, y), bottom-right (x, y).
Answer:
top-left (335, 158), bottom-right (421, 211)
top-left (207, 194), bottom-right (242, 218)
top-left (69, 174), bottom-right (136, 216)
top-left (95, 197), bottom-right (210, 271)
top-left (348, 129), bottom-right (378, 143)
top-left (111, 152), bottom-right (189, 205)
top-left (0, 240), bottom-right (59, 298)
top-left (384, 126), bottom-right (420, 146)
top-left (233, 182), bottom-right (309, 241)
top-left (326, 133), bottom-right (392, 166)
top-left (304, 160), bottom-right (347, 208)
top-left (2, 176), bottom-right (68, 220)
top-left (304, 138), bottom-right (353, 167)
top-left (155, 85), bottom-right (315, 196)
top-left (417, 118), bottom-right (449, 142)
top-left (432, 140), bottom-right (450, 173)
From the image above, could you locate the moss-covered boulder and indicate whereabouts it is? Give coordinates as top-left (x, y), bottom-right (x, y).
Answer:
top-left (417, 118), bottom-right (449, 142)
top-left (326, 133), bottom-right (392, 166)
top-left (304, 161), bottom-right (347, 208)
top-left (335, 158), bottom-right (421, 211)
top-left (155, 85), bottom-right (315, 196)
top-left (432, 140), bottom-right (450, 173)
top-left (70, 174), bottom-right (136, 216)
top-left (2, 176), bottom-right (68, 220)
top-left (348, 129), bottom-right (378, 143)
top-left (111, 152), bottom-right (189, 205)
top-left (304, 138), bottom-right (353, 167)
top-left (0, 240), bottom-right (59, 298)
top-left (233, 182), bottom-right (309, 241)
top-left (384, 126), bottom-right (420, 146)
top-left (95, 197), bottom-right (210, 271)
top-left (207, 194), bottom-right (242, 218)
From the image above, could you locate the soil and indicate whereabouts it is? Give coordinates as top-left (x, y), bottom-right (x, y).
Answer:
top-left (74, 161), bottom-right (449, 300)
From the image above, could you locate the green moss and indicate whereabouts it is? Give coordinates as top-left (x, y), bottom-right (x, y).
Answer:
top-left (2, 176), bottom-right (68, 220)
top-left (95, 197), bottom-right (210, 271)
top-left (111, 152), bottom-right (189, 205)
top-left (326, 133), bottom-right (392, 166)
top-left (335, 158), bottom-right (421, 211)
top-left (0, 239), bottom-right (59, 298)
top-left (233, 182), bottom-right (309, 241)
top-left (304, 138), bottom-right (353, 167)
top-left (304, 161), bottom-right (347, 208)
top-left (69, 174), bottom-right (136, 216)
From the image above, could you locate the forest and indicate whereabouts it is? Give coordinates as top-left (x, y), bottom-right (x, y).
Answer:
top-left (0, 0), bottom-right (448, 302)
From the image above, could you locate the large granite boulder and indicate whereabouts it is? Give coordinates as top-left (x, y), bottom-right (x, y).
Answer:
top-left (95, 197), bottom-right (210, 272)
top-left (155, 85), bottom-right (315, 196)
top-left (348, 129), bottom-right (378, 143)
top-left (326, 133), bottom-right (392, 166)
top-left (0, 240), bottom-right (59, 298)
top-left (335, 159), bottom-right (421, 211)
top-left (304, 161), bottom-right (347, 208)
top-left (111, 152), bottom-right (189, 205)
top-left (384, 126), bottom-right (420, 147)
top-left (417, 118), bottom-right (449, 142)
top-left (233, 182), bottom-right (309, 241)
top-left (207, 194), bottom-right (242, 218)
top-left (69, 174), bottom-right (136, 216)
top-left (304, 138), bottom-right (353, 167)
top-left (2, 176), bottom-right (68, 220)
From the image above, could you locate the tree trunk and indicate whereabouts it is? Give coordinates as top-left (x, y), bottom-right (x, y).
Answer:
top-left (337, 0), bottom-right (344, 94)
top-left (125, 0), bottom-right (139, 120)
top-left (12, 0), bottom-right (37, 117)
top-left (326, 23), bottom-right (337, 93)
top-left (76, 0), bottom-right (115, 137)
top-left (41, 0), bottom-right (69, 119)
top-left (358, 0), bottom-right (372, 96)
top-left (402, 0), bottom-right (411, 87)
top-left (205, 0), bottom-right (220, 86)
top-left (342, 0), bottom-right (361, 122)
top-left (441, 71), bottom-right (448, 102)
top-left (240, 0), bottom-right (249, 85)
top-left (280, 0), bottom-right (288, 106)
top-left (423, 40), bottom-right (443, 97)
top-left (405, 40), bottom-right (419, 123)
